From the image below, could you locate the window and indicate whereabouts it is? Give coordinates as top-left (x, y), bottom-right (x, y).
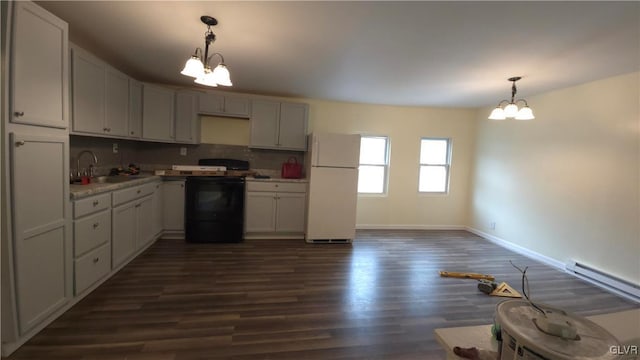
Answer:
top-left (419, 138), bottom-right (451, 193)
top-left (358, 136), bottom-right (389, 194)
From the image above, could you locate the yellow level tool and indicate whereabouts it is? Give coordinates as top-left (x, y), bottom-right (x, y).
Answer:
top-left (439, 271), bottom-right (495, 281)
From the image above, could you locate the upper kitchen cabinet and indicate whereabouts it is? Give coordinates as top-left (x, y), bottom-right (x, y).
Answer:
top-left (71, 45), bottom-right (129, 137)
top-left (199, 91), bottom-right (250, 118)
top-left (142, 83), bottom-right (175, 142)
top-left (10, 1), bottom-right (68, 129)
top-left (250, 100), bottom-right (308, 151)
top-left (175, 90), bottom-right (201, 144)
top-left (128, 79), bottom-right (143, 138)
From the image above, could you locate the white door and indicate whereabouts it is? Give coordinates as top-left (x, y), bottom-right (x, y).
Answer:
top-left (104, 67), bottom-right (129, 136)
top-left (175, 91), bottom-right (197, 143)
top-left (71, 47), bottom-right (104, 134)
top-left (111, 202), bottom-right (136, 268)
top-left (10, 132), bottom-right (71, 333)
top-left (142, 84), bottom-right (175, 141)
top-left (249, 100), bottom-right (280, 148)
top-left (306, 167), bottom-right (358, 240)
top-left (137, 196), bottom-right (155, 249)
top-left (275, 192), bottom-right (306, 233)
top-left (11, 1), bottom-right (68, 128)
top-left (163, 181), bottom-right (185, 231)
top-left (310, 133), bottom-right (361, 168)
top-left (278, 102), bottom-right (308, 150)
top-left (245, 192), bottom-right (277, 232)
top-left (128, 79), bottom-right (142, 138)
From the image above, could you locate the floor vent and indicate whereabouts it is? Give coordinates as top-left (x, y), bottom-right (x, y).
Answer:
top-left (306, 239), bottom-right (352, 244)
top-left (566, 261), bottom-right (640, 302)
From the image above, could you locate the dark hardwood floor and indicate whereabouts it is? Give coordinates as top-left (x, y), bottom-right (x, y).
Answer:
top-left (5, 230), bottom-right (638, 359)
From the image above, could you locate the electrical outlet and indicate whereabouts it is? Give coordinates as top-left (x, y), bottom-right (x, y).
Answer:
top-left (112, 143), bottom-right (118, 154)
top-left (490, 222), bottom-right (496, 230)
top-left (180, 147), bottom-right (187, 156)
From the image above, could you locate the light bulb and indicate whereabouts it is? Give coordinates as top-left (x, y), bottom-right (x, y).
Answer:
top-left (488, 107), bottom-right (506, 120)
top-left (515, 106), bottom-right (535, 120)
top-left (503, 103), bottom-right (519, 118)
top-left (181, 56), bottom-right (204, 78)
top-left (212, 64), bottom-right (232, 86)
top-left (194, 68), bottom-right (218, 87)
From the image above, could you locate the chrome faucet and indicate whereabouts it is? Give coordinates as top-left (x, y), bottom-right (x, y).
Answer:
top-left (76, 150), bottom-right (98, 177)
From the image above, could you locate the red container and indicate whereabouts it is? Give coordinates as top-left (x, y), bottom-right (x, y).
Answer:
top-left (281, 157), bottom-right (303, 179)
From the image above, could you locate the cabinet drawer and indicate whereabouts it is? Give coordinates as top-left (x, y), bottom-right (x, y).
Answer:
top-left (74, 193), bottom-right (110, 218)
top-left (74, 242), bottom-right (111, 295)
top-left (112, 182), bottom-right (155, 206)
top-left (74, 209), bottom-right (111, 257)
top-left (246, 181), bottom-right (307, 193)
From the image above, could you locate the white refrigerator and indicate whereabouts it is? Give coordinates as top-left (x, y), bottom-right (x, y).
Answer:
top-left (305, 133), bottom-right (361, 243)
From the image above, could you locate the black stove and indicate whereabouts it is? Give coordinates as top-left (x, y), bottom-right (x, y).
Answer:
top-left (184, 159), bottom-right (249, 243)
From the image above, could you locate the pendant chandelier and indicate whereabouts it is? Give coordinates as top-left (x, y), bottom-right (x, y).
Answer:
top-left (488, 77), bottom-right (534, 120)
top-left (180, 15), bottom-right (232, 87)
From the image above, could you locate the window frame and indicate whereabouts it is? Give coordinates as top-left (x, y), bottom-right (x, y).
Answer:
top-left (418, 137), bottom-right (452, 194)
top-left (358, 135), bottom-right (390, 195)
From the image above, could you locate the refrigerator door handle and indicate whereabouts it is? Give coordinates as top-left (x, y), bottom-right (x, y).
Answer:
top-left (314, 136), bottom-right (320, 166)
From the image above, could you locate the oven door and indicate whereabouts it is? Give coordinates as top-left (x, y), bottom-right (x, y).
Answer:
top-left (185, 177), bottom-right (245, 243)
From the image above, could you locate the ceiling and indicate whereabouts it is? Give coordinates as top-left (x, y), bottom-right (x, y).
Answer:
top-left (37, 1), bottom-right (640, 108)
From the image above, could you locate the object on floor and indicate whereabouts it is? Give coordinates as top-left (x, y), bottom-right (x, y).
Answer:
top-left (439, 271), bottom-right (495, 281)
top-left (489, 282), bottom-right (522, 298)
top-left (478, 279), bottom-right (498, 294)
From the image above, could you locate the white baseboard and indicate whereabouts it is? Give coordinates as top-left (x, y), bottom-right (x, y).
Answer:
top-left (466, 226), bottom-right (639, 304)
top-left (356, 224), bottom-right (466, 230)
top-left (465, 226), bottom-right (565, 270)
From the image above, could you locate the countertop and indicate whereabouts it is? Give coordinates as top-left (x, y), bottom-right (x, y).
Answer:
top-left (70, 175), bottom-right (161, 200)
top-left (70, 175), bottom-right (308, 200)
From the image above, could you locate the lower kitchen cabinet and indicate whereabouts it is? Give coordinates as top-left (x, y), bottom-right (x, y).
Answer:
top-left (111, 200), bottom-right (137, 268)
top-left (74, 243), bottom-right (111, 295)
top-left (163, 180), bottom-right (185, 237)
top-left (244, 180), bottom-right (307, 239)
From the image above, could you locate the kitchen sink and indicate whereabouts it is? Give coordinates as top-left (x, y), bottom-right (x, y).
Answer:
top-left (92, 175), bottom-right (142, 184)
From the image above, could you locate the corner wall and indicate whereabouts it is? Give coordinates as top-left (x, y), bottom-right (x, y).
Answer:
top-left (469, 72), bottom-right (640, 284)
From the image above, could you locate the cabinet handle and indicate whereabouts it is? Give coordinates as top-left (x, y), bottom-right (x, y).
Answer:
top-left (180, 184), bottom-right (184, 188)
top-left (92, 200), bottom-right (99, 206)
top-left (93, 257), bottom-right (99, 263)
top-left (130, 131), bottom-right (135, 135)
top-left (14, 111), bottom-right (24, 117)
top-left (15, 141), bottom-right (25, 147)
top-left (135, 204), bottom-right (141, 208)
top-left (103, 127), bottom-right (109, 132)
top-left (93, 222), bottom-right (100, 229)
top-left (137, 190), bottom-right (141, 194)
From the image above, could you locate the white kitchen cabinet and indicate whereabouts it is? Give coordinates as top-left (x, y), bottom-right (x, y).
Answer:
top-left (111, 200), bottom-right (136, 269)
top-left (151, 182), bottom-right (164, 239)
top-left (244, 181), bottom-right (307, 238)
top-left (199, 92), bottom-right (250, 118)
top-left (9, 132), bottom-right (72, 334)
top-left (137, 196), bottom-right (155, 249)
top-left (104, 67), bottom-right (129, 136)
top-left (163, 180), bottom-right (185, 236)
top-left (71, 46), bottom-right (104, 134)
top-left (128, 79), bottom-right (143, 138)
top-left (250, 99), bottom-right (308, 151)
top-left (71, 46), bottom-right (129, 137)
top-left (175, 91), bottom-right (200, 143)
top-left (10, 1), bottom-right (68, 129)
top-left (142, 83), bottom-right (175, 142)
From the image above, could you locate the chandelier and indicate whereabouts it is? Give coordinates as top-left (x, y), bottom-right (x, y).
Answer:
top-left (180, 16), bottom-right (232, 87)
top-left (488, 77), bottom-right (534, 120)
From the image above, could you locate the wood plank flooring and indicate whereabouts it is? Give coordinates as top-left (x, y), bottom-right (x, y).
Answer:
top-left (5, 230), bottom-right (638, 359)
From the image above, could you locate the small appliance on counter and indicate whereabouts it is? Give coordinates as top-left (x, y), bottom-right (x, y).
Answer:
top-left (185, 159), bottom-right (249, 243)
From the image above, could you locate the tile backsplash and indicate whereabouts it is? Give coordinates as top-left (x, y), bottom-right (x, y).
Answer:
top-left (70, 135), bottom-right (305, 176)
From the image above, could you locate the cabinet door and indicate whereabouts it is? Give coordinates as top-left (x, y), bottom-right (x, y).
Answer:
top-left (275, 192), bottom-right (306, 233)
top-left (142, 84), bottom-right (175, 141)
top-left (136, 196), bottom-right (155, 249)
top-left (71, 47), bottom-right (104, 134)
top-left (10, 132), bottom-right (71, 334)
top-left (151, 182), bottom-right (163, 237)
top-left (224, 95), bottom-right (250, 117)
top-left (111, 202), bottom-right (136, 269)
top-left (163, 181), bottom-right (185, 231)
top-left (249, 100), bottom-right (280, 149)
top-left (128, 79), bottom-right (142, 138)
top-left (244, 192), bottom-right (277, 233)
top-left (175, 91), bottom-right (199, 143)
top-left (198, 92), bottom-right (224, 115)
top-left (104, 67), bottom-right (129, 136)
top-left (278, 102), bottom-right (308, 150)
top-left (11, 1), bottom-right (68, 128)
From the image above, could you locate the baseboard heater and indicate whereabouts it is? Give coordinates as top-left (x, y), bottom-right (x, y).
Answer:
top-left (566, 261), bottom-right (640, 302)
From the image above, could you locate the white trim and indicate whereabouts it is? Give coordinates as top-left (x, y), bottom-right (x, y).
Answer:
top-left (567, 261), bottom-right (640, 303)
top-left (465, 226), bottom-right (565, 269)
top-left (466, 226), bottom-right (640, 304)
top-left (357, 224), bottom-right (466, 230)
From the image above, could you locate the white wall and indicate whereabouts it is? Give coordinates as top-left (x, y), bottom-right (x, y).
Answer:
top-left (469, 72), bottom-right (640, 284)
top-left (306, 99), bottom-right (477, 228)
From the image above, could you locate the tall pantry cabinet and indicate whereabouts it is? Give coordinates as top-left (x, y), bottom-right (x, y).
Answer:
top-left (1, 1), bottom-right (72, 355)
